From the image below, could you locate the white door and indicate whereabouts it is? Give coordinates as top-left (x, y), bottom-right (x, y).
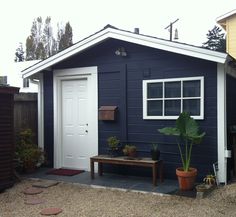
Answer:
top-left (61, 79), bottom-right (89, 170)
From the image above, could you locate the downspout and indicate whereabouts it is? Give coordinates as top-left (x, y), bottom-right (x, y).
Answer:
top-left (29, 74), bottom-right (44, 150)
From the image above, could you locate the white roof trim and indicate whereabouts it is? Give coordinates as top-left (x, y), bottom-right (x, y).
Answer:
top-left (216, 9), bottom-right (236, 23)
top-left (22, 27), bottom-right (227, 78)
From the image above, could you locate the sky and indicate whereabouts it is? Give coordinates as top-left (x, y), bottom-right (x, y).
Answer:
top-left (0, 0), bottom-right (235, 74)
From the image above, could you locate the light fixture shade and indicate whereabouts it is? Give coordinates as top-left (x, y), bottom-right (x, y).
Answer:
top-left (174, 28), bottom-right (179, 40)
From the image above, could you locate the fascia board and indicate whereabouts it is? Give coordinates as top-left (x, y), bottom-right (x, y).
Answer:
top-left (216, 9), bottom-right (236, 23)
top-left (109, 29), bottom-right (227, 63)
top-left (22, 27), bottom-right (227, 78)
top-left (22, 29), bottom-right (111, 78)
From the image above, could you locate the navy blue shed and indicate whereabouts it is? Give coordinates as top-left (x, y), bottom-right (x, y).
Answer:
top-left (22, 25), bottom-right (236, 184)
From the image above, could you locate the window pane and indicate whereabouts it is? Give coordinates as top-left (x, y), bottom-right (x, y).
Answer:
top-left (147, 100), bottom-right (162, 116)
top-left (183, 99), bottom-right (200, 115)
top-left (164, 100), bottom-right (181, 116)
top-left (165, 81), bottom-right (181, 98)
top-left (147, 83), bottom-right (162, 98)
top-left (183, 80), bottom-right (200, 97)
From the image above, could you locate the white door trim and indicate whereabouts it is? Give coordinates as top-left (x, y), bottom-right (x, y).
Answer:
top-left (217, 63), bottom-right (227, 184)
top-left (53, 66), bottom-right (98, 170)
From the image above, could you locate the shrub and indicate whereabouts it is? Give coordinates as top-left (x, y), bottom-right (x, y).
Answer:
top-left (15, 129), bottom-right (44, 172)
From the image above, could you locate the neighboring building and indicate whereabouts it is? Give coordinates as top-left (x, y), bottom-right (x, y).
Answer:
top-left (0, 60), bottom-right (40, 92)
top-left (217, 9), bottom-right (236, 59)
top-left (22, 25), bottom-right (236, 184)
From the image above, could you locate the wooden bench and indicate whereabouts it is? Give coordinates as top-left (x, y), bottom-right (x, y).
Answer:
top-left (90, 155), bottom-right (163, 186)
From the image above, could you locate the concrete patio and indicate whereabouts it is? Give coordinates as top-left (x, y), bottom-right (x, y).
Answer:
top-left (22, 167), bottom-right (179, 195)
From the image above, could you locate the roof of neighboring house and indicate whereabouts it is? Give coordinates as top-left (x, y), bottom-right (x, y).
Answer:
top-left (216, 9), bottom-right (236, 24)
top-left (22, 24), bottom-right (228, 78)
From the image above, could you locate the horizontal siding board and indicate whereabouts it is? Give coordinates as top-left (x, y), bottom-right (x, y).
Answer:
top-left (226, 74), bottom-right (236, 176)
top-left (98, 66), bottom-right (122, 154)
top-left (43, 38), bottom-right (218, 180)
top-left (43, 71), bottom-right (54, 167)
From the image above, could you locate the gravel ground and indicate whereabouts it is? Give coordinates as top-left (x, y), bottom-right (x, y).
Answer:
top-left (0, 179), bottom-right (236, 217)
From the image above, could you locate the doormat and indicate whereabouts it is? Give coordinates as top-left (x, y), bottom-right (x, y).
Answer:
top-left (46, 168), bottom-right (85, 176)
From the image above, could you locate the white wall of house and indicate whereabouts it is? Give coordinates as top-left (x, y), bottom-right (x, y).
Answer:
top-left (0, 60), bottom-right (40, 92)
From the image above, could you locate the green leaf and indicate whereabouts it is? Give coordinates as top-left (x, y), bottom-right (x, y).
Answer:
top-left (176, 112), bottom-right (202, 141)
top-left (189, 132), bottom-right (206, 144)
top-left (158, 112), bottom-right (206, 170)
top-left (158, 127), bottom-right (180, 136)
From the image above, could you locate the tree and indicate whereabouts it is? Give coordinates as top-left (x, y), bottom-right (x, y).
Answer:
top-left (24, 17), bottom-right (73, 60)
top-left (25, 35), bottom-right (36, 60)
top-left (35, 42), bottom-right (46, 60)
top-left (14, 42), bottom-right (25, 62)
top-left (25, 16), bottom-right (73, 60)
top-left (43, 16), bottom-right (57, 57)
top-left (202, 25), bottom-right (226, 52)
top-left (26, 17), bottom-right (45, 60)
top-left (58, 22), bottom-right (73, 51)
top-left (31, 17), bottom-right (43, 47)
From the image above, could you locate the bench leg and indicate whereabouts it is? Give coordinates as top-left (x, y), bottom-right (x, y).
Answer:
top-left (152, 163), bottom-right (157, 186)
top-left (98, 162), bottom-right (103, 176)
top-left (159, 161), bottom-right (164, 182)
top-left (90, 159), bottom-right (94, 179)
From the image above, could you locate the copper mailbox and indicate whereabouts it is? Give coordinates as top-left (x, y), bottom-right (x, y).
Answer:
top-left (99, 106), bottom-right (118, 121)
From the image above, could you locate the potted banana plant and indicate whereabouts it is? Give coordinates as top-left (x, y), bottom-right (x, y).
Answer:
top-left (158, 112), bottom-right (205, 191)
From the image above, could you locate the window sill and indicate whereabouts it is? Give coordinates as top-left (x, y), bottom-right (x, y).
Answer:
top-left (143, 115), bottom-right (204, 120)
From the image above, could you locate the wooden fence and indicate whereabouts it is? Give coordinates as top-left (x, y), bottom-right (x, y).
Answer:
top-left (14, 93), bottom-right (38, 143)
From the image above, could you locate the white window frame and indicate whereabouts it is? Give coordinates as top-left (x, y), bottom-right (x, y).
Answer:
top-left (143, 76), bottom-right (204, 120)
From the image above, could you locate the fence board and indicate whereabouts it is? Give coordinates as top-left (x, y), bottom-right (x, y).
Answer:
top-left (14, 93), bottom-right (38, 143)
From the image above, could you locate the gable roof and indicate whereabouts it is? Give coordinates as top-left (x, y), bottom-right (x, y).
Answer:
top-left (216, 9), bottom-right (236, 25)
top-left (22, 25), bottom-right (228, 78)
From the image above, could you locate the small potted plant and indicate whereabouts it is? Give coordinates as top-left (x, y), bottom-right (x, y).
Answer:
top-left (203, 174), bottom-right (216, 186)
top-left (151, 144), bottom-right (160, 160)
top-left (15, 129), bottom-right (45, 173)
top-left (158, 112), bottom-right (205, 191)
top-left (123, 145), bottom-right (137, 158)
top-left (107, 136), bottom-right (121, 157)
top-left (196, 174), bottom-right (217, 197)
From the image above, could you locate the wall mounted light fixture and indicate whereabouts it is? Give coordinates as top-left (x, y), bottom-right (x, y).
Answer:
top-left (115, 47), bottom-right (127, 56)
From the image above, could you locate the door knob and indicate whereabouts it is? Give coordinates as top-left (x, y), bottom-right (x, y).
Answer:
top-left (85, 130), bottom-right (88, 133)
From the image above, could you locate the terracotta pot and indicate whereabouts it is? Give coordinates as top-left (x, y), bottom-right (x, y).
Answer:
top-left (176, 167), bottom-right (197, 191)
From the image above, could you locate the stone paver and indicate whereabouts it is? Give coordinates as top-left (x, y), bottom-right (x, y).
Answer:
top-left (40, 208), bottom-right (63, 216)
top-left (25, 197), bottom-right (45, 205)
top-left (22, 187), bottom-right (43, 195)
top-left (32, 180), bottom-right (60, 188)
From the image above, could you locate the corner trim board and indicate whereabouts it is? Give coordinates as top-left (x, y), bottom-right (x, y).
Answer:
top-left (217, 63), bottom-right (227, 184)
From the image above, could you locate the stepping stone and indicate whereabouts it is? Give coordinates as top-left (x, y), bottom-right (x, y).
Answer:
top-left (23, 187), bottom-right (43, 195)
top-left (25, 197), bottom-right (45, 205)
top-left (32, 180), bottom-right (60, 188)
top-left (40, 208), bottom-right (63, 216)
